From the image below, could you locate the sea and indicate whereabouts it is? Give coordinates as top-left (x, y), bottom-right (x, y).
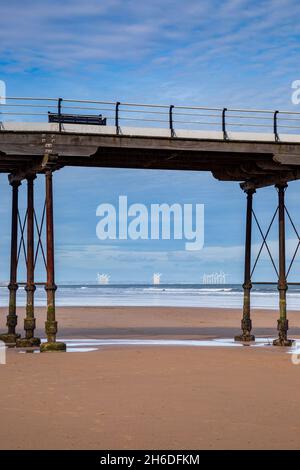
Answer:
top-left (1, 283), bottom-right (300, 310)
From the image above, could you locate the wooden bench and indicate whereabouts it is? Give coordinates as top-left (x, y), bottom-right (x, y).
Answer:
top-left (48, 112), bottom-right (106, 125)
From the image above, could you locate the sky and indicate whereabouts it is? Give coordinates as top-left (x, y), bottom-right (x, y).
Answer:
top-left (1, 0), bottom-right (300, 283)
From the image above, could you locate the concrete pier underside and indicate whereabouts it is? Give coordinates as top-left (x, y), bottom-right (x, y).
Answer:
top-left (0, 125), bottom-right (300, 187)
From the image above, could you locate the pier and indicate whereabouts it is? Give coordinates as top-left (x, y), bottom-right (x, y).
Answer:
top-left (1, 96), bottom-right (300, 350)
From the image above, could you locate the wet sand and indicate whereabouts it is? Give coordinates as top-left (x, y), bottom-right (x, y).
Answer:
top-left (1, 306), bottom-right (300, 449)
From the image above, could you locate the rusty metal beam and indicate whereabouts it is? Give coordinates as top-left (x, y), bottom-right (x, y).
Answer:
top-left (235, 189), bottom-right (255, 342)
top-left (40, 171), bottom-right (66, 352)
top-left (0, 179), bottom-right (21, 345)
top-left (273, 184), bottom-right (294, 346)
top-left (16, 175), bottom-right (40, 347)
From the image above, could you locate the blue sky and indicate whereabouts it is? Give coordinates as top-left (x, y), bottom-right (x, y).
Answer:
top-left (1, 0), bottom-right (300, 283)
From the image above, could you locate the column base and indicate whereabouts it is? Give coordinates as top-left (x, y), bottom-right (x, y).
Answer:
top-left (273, 338), bottom-right (294, 347)
top-left (16, 337), bottom-right (41, 348)
top-left (40, 341), bottom-right (66, 352)
top-left (0, 333), bottom-right (20, 346)
top-left (234, 333), bottom-right (255, 342)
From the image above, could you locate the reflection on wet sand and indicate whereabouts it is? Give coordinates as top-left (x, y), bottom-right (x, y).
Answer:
top-left (17, 336), bottom-right (300, 353)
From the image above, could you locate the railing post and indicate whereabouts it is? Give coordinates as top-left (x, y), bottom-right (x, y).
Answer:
top-left (273, 183), bottom-right (293, 346)
top-left (40, 171), bottom-right (66, 352)
top-left (274, 110), bottom-right (279, 142)
top-left (169, 105), bottom-right (175, 137)
top-left (115, 101), bottom-right (120, 135)
top-left (0, 179), bottom-right (21, 345)
top-left (235, 188), bottom-right (255, 342)
top-left (58, 98), bottom-right (63, 132)
top-left (222, 107), bottom-right (228, 140)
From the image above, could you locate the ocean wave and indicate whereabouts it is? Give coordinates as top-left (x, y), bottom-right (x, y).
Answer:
top-left (0, 283), bottom-right (299, 310)
top-left (142, 287), bottom-right (233, 293)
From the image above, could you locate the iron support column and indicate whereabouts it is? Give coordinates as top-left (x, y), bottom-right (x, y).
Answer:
top-left (17, 175), bottom-right (40, 347)
top-left (40, 171), bottom-right (66, 352)
top-left (273, 184), bottom-right (293, 346)
top-left (235, 188), bottom-right (255, 342)
top-left (0, 180), bottom-right (21, 345)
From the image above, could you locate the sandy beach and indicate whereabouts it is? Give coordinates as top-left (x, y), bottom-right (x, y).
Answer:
top-left (1, 305), bottom-right (300, 450)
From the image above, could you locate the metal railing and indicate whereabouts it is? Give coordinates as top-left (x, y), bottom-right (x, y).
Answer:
top-left (1, 96), bottom-right (300, 141)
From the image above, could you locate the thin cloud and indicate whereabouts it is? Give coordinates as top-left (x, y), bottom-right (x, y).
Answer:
top-left (1, 0), bottom-right (300, 76)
